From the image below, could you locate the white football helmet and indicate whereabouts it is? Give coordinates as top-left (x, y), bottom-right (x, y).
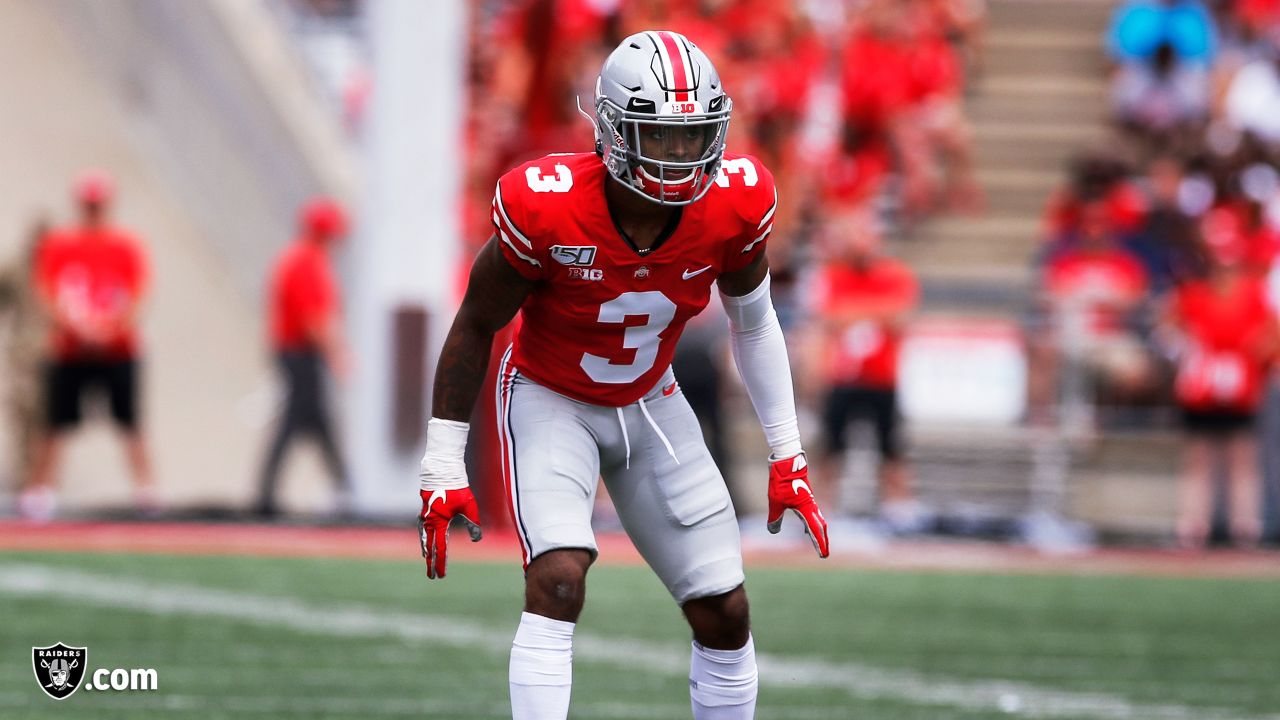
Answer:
top-left (588, 31), bottom-right (731, 205)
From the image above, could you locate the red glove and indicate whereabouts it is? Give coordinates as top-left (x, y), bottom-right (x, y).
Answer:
top-left (766, 453), bottom-right (830, 558)
top-left (419, 487), bottom-right (482, 579)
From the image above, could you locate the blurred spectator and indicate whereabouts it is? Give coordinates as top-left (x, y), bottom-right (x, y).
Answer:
top-left (1162, 211), bottom-right (1278, 546)
top-left (803, 206), bottom-right (923, 530)
top-left (256, 197), bottom-right (352, 517)
top-left (1108, 0), bottom-right (1219, 68)
top-left (1218, 191), bottom-right (1280, 277)
top-left (1232, 0), bottom-right (1280, 34)
top-left (1221, 44), bottom-right (1280, 144)
top-left (902, 0), bottom-right (984, 213)
top-left (919, 0), bottom-right (989, 79)
top-left (1042, 153), bottom-right (1148, 244)
top-left (1035, 201), bottom-right (1157, 417)
top-left (1123, 155), bottom-right (1208, 293)
top-left (21, 172), bottom-right (155, 521)
top-left (838, 0), bottom-right (941, 216)
top-left (1111, 41), bottom-right (1211, 144)
top-left (1209, 1), bottom-right (1274, 102)
top-left (0, 217), bottom-right (50, 492)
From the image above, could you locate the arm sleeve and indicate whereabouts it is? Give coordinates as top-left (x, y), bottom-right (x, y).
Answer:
top-left (720, 273), bottom-right (802, 458)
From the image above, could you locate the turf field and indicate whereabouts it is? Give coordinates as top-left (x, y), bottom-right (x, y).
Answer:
top-left (0, 546), bottom-right (1277, 720)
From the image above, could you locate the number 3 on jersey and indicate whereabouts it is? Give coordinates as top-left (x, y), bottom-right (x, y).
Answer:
top-left (581, 291), bottom-right (677, 384)
top-left (526, 164), bottom-right (573, 193)
top-left (715, 157), bottom-right (758, 188)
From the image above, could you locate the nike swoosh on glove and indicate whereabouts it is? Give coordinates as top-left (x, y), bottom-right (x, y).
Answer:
top-left (766, 453), bottom-right (830, 558)
top-left (419, 487), bottom-right (482, 579)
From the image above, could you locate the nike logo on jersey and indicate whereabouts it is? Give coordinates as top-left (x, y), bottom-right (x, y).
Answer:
top-left (427, 490), bottom-right (447, 513)
top-left (662, 381), bottom-right (678, 397)
top-left (682, 265), bottom-right (712, 280)
top-left (791, 479), bottom-right (812, 496)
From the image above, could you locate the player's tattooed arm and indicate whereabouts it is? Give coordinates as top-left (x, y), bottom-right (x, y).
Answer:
top-left (431, 236), bottom-right (534, 422)
top-left (716, 249), bottom-right (769, 297)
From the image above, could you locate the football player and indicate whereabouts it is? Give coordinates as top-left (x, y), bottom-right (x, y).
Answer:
top-left (418, 30), bottom-right (828, 720)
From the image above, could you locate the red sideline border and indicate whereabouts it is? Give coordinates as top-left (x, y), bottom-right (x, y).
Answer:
top-left (1, 521), bottom-right (1278, 579)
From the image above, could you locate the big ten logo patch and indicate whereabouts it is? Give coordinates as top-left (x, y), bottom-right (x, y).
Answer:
top-left (567, 268), bottom-right (604, 281)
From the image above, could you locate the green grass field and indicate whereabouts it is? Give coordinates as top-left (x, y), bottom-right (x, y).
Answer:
top-left (0, 551), bottom-right (1277, 719)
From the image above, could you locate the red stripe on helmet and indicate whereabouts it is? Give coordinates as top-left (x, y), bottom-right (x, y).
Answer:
top-left (658, 32), bottom-right (691, 102)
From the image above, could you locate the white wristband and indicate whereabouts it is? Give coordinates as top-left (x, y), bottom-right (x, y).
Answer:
top-left (768, 440), bottom-right (804, 461)
top-left (419, 417), bottom-right (470, 491)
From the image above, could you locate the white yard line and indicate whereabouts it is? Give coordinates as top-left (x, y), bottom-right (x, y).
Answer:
top-left (0, 563), bottom-right (1273, 720)
top-left (0, 691), bottom-right (734, 719)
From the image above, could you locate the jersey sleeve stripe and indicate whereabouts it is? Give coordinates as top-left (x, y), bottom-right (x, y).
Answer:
top-left (499, 229), bottom-right (541, 267)
top-left (493, 182), bottom-right (533, 249)
top-left (742, 225), bottom-right (771, 254)
top-left (758, 188), bottom-right (778, 229)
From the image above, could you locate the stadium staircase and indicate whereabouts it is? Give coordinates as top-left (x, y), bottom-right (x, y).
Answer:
top-left (885, 0), bottom-right (1183, 544)
top-left (899, 0), bottom-right (1115, 301)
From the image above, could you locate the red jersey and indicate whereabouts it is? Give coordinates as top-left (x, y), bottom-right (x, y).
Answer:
top-left (1174, 277), bottom-right (1275, 412)
top-left (269, 238), bottom-right (339, 352)
top-left (36, 225), bottom-right (149, 360)
top-left (812, 258), bottom-right (919, 388)
top-left (492, 152), bottom-right (776, 406)
top-left (1044, 248), bottom-right (1148, 334)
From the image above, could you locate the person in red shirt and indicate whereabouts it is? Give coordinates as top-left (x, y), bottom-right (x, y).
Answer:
top-left (1163, 213), bottom-right (1278, 547)
top-left (255, 197), bottom-right (351, 517)
top-left (804, 206), bottom-right (922, 531)
top-left (21, 171), bottom-right (154, 521)
top-left (1036, 200), bottom-right (1156, 416)
top-left (418, 33), bottom-right (827, 719)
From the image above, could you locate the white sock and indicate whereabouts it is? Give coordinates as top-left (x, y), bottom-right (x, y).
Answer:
top-left (690, 634), bottom-right (758, 719)
top-left (510, 611), bottom-right (575, 720)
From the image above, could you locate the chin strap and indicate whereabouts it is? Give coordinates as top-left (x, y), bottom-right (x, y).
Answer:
top-left (575, 95), bottom-right (603, 157)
